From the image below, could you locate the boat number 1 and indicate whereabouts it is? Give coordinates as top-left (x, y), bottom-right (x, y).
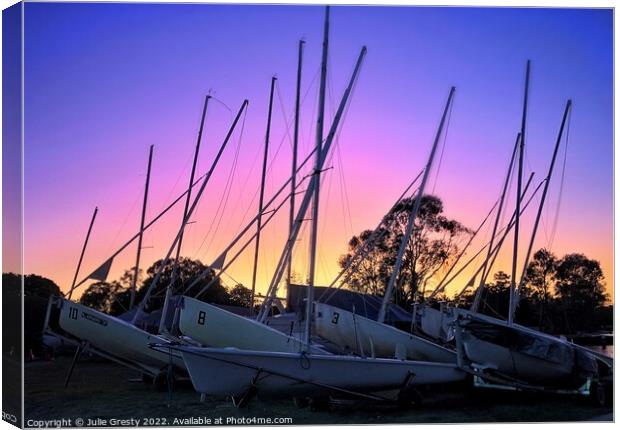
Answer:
top-left (69, 308), bottom-right (78, 320)
top-left (197, 311), bottom-right (206, 326)
top-left (331, 312), bottom-right (339, 324)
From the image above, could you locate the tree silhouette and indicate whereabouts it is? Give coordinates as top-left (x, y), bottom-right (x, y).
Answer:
top-left (227, 283), bottom-right (253, 308)
top-left (478, 271), bottom-right (511, 319)
top-left (78, 258), bottom-right (229, 315)
top-left (339, 194), bottom-right (471, 308)
top-left (80, 280), bottom-right (124, 314)
top-left (555, 253), bottom-right (607, 332)
top-left (524, 249), bottom-right (558, 330)
top-left (3, 273), bottom-right (62, 355)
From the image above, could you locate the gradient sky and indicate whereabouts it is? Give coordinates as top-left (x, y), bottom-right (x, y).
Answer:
top-left (20, 3), bottom-right (613, 301)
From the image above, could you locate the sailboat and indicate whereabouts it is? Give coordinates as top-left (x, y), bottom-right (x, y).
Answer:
top-left (451, 63), bottom-right (612, 397)
top-left (172, 56), bottom-right (321, 353)
top-left (314, 84), bottom-right (458, 364)
top-left (159, 7), bottom-right (467, 403)
top-left (159, 344), bottom-right (465, 400)
top-left (45, 99), bottom-right (249, 382)
top-left (177, 296), bottom-right (323, 353)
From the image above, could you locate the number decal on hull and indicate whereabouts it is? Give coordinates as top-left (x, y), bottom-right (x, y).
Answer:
top-left (198, 311), bottom-right (206, 326)
top-left (69, 308), bottom-right (78, 320)
top-left (331, 312), bottom-right (340, 324)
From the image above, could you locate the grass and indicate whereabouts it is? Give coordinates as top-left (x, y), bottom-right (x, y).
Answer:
top-left (24, 355), bottom-right (612, 425)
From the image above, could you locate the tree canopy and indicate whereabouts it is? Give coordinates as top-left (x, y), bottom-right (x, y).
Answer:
top-left (79, 257), bottom-right (240, 316)
top-left (458, 249), bottom-right (610, 333)
top-left (338, 194), bottom-right (471, 308)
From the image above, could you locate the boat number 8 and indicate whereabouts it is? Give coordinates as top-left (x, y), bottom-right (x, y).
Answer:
top-left (331, 312), bottom-right (339, 324)
top-left (197, 311), bottom-right (206, 325)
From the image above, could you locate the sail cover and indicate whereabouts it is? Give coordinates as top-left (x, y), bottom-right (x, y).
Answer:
top-left (287, 284), bottom-right (412, 323)
top-left (463, 318), bottom-right (575, 366)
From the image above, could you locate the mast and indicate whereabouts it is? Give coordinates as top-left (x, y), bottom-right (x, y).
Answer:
top-left (377, 86), bottom-right (456, 324)
top-left (286, 39), bottom-right (305, 310)
top-left (508, 60), bottom-right (530, 325)
top-left (159, 95), bottom-right (210, 332)
top-left (129, 145), bottom-right (154, 310)
top-left (514, 99), bottom-right (572, 311)
top-left (304, 6), bottom-right (330, 347)
top-left (250, 77), bottom-right (277, 312)
top-left (133, 99), bottom-right (248, 325)
top-left (428, 197), bottom-right (499, 301)
top-left (68, 171), bottom-right (209, 294)
top-left (327, 170), bottom-right (423, 292)
top-left (184, 147), bottom-right (319, 298)
top-left (67, 206), bottom-right (98, 300)
top-left (470, 133), bottom-right (520, 311)
top-left (452, 173), bottom-right (537, 300)
top-left (256, 45), bottom-right (367, 324)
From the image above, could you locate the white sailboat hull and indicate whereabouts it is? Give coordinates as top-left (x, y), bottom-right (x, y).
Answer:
top-left (57, 299), bottom-right (184, 375)
top-left (172, 346), bottom-right (466, 397)
top-left (179, 296), bottom-right (319, 353)
top-left (416, 305), bottom-right (455, 342)
top-left (315, 303), bottom-right (455, 363)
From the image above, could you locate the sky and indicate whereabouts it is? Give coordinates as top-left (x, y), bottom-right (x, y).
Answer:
top-left (18, 3), bottom-right (613, 302)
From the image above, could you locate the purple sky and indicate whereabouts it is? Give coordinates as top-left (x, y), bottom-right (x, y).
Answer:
top-left (19, 3), bottom-right (613, 299)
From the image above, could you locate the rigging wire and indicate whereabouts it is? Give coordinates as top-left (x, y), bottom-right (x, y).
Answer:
top-left (548, 107), bottom-right (571, 251)
top-left (193, 107), bottom-right (248, 258)
top-left (431, 96), bottom-right (454, 195)
top-left (105, 183), bottom-right (142, 256)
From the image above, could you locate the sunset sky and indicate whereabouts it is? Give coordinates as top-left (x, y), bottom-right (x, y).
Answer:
top-left (18, 3), bottom-right (613, 302)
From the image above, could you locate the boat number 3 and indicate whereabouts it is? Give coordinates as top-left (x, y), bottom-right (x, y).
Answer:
top-left (331, 312), bottom-right (339, 324)
top-left (69, 308), bottom-right (78, 320)
top-left (197, 311), bottom-right (206, 326)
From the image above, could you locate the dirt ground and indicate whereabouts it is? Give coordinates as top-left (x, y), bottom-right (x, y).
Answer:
top-left (23, 355), bottom-right (612, 426)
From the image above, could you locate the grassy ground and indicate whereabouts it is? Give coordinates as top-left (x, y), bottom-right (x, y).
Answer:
top-left (24, 356), bottom-right (612, 426)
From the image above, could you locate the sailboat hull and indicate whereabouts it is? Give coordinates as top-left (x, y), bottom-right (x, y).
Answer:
top-left (171, 346), bottom-right (466, 397)
top-left (461, 332), bottom-right (574, 382)
top-left (179, 296), bottom-right (316, 353)
top-left (315, 303), bottom-right (455, 363)
top-left (455, 311), bottom-right (601, 388)
top-left (56, 299), bottom-right (185, 375)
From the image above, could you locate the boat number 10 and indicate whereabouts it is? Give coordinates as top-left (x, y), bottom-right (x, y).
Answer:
top-left (197, 311), bottom-right (206, 326)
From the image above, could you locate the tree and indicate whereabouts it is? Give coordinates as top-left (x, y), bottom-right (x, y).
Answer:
top-left (524, 249), bottom-right (558, 329)
top-left (77, 258), bottom-right (230, 316)
top-left (554, 253), bottom-right (608, 332)
top-left (3, 273), bottom-right (62, 355)
top-left (338, 195), bottom-right (471, 308)
top-left (107, 269), bottom-right (140, 315)
top-left (24, 274), bottom-right (61, 298)
top-left (478, 271), bottom-right (512, 319)
top-left (138, 257), bottom-right (228, 312)
top-left (337, 228), bottom-right (392, 297)
top-left (227, 284), bottom-right (253, 308)
top-left (80, 280), bottom-right (124, 313)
